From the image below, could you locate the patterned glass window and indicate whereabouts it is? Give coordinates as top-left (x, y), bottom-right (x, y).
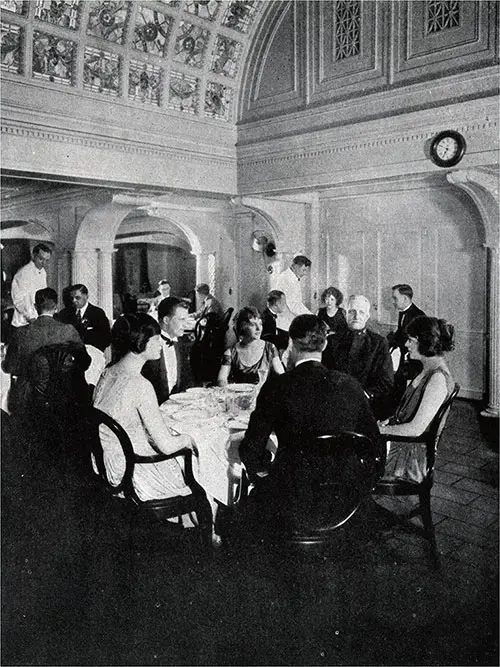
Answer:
top-left (83, 46), bottom-right (120, 95)
top-left (87, 1), bottom-right (129, 44)
top-left (133, 6), bottom-right (172, 56)
top-left (204, 81), bottom-right (232, 121)
top-left (334, 0), bottom-right (360, 61)
top-left (129, 59), bottom-right (162, 104)
top-left (1, 21), bottom-right (22, 73)
top-left (221, 0), bottom-right (259, 34)
top-left (0, 0), bottom-right (25, 14)
top-left (207, 253), bottom-right (216, 296)
top-left (34, 1), bottom-right (81, 29)
top-left (210, 34), bottom-right (242, 78)
top-left (32, 31), bottom-right (75, 84)
top-left (168, 70), bottom-right (199, 114)
top-left (185, 0), bottom-right (221, 22)
top-left (173, 21), bottom-right (209, 69)
top-left (426, 0), bottom-right (460, 34)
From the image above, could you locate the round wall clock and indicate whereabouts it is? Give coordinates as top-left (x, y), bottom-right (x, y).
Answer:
top-left (429, 130), bottom-right (467, 168)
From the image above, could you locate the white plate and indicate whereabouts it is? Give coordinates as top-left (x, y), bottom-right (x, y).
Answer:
top-left (169, 393), bottom-right (197, 403)
top-left (226, 383), bottom-right (256, 393)
top-left (185, 387), bottom-right (207, 395)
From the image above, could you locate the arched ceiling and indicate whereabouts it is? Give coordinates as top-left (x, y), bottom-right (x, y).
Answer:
top-left (0, 0), bottom-right (266, 124)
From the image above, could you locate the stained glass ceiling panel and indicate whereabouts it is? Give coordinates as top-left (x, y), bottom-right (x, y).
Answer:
top-left (0, 0), bottom-right (264, 124)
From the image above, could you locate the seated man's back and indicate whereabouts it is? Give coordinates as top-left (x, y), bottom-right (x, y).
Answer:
top-left (239, 315), bottom-right (380, 520)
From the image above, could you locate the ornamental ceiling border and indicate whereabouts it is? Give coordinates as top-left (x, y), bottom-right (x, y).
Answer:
top-left (1, 119), bottom-right (236, 167)
top-left (238, 119), bottom-right (499, 169)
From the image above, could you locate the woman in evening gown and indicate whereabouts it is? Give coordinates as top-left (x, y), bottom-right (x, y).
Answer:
top-left (217, 306), bottom-right (284, 387)
top-left (378, 316), bottom-right (455, 483)
top-left (93, 313), bottom-right (197, 504)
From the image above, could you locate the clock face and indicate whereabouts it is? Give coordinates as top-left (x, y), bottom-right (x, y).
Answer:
top-left (436, 136), bottom-right (459, 160)
top-left (430, 131), bottom-right (466, 167)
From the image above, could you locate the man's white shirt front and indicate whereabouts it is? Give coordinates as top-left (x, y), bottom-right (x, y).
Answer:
top-left (162, 337), bottom-right (178, 392)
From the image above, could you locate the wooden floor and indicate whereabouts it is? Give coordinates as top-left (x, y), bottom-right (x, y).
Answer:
top-left (2, 399), bottom-right (498, 666)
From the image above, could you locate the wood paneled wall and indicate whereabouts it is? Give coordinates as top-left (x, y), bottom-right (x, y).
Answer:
top-left (321, 181), bottom-right (486, 399)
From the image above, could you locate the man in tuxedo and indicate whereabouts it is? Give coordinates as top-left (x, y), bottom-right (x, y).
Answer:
top-left (3, 287), bottom-right (89, 413)
top-left (57, 284), bottom-right (111, 353)
top-left (142, 296), bottom-right (193, 404)
top-left (388, 284), bottom-right (426, 405)
top-left (322, 295), bottom-right (394, 419)
top-left (238, 315), bottom-right (380, 531)
top-left (387, 284), bottom-right (426, 353)
top-left (261, 290), bottom-right (290, 354)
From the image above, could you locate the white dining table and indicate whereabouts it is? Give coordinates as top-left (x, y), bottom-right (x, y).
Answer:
top-left (159, 386), bottom-right (275, 507)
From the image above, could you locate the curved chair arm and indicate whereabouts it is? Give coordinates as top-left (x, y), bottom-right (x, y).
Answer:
top-left (134, 447), bottom-right (197, 485)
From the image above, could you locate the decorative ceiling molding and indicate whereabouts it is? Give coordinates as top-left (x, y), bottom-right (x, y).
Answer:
top-left (1, 120), bottom-right (236, 168)
top-left (238, 67), bottom-right (499, 144)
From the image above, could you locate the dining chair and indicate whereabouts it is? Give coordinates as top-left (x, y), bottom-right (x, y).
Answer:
top-left (20, 342), bottom-right (94, 478)
top-left (373, 383), bottom-right (460, 569)
top-left (91, 407), bottom-right (214, 549)
top-left (235, 431), bottom-right (384, 552)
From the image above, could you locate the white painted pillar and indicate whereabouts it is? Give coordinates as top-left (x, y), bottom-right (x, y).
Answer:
top-left (98, 249), bottom-right (114, 321)
top-left (482, 244), bottom-right (499, 418)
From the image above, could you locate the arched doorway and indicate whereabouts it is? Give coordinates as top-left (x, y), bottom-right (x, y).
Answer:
top-left (113, 211), bottom-right (197, 317)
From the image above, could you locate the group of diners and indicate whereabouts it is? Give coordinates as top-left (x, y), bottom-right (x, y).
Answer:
top-left (3, 244), bottom-right (456, 543)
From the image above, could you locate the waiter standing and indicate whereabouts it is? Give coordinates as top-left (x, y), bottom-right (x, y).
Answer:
top-left (11, 244), bottom-right (52, 329)
top-left (273, 255), bottom-right (312, 332)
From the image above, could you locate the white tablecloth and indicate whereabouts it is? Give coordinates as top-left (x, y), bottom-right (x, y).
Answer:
top-left (160, 388), bottom-right (275, 506)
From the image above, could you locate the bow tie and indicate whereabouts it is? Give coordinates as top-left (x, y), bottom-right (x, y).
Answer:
top-left (161, 336), bottom-right (175, 347)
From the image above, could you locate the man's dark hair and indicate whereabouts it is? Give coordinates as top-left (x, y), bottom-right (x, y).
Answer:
top-left (292, 255), bottom-right (311, 268)
top-left (195, 283), bottom-right (210, 296)
top-left (35, 287), bottom-right (58, 313)
top-left (289, 314), bottom-right (328, 352)
top-left (70, 283), bottom-right (89, 295)
top-left (33, 243), bottom-right (52, 256)
top-left (267, 290), bottom-right (285, 307)
top-left (158, 296), bottom-right (188, 320)
top-left (392, 284), bottom-right (413, 300)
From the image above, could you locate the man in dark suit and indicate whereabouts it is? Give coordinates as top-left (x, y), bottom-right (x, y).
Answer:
top-left (387, 284), bottom-right (426, 405)
top-left (387, 284), bottom-right (426, 354)
top-left (239, 315), bottom-right (380, 532)
top-left (261, 289), bottom-right (290, 354)
top-left (3, 287), bottom-right (89, 413)
top-left (57, 284), bottom-right (111, 352)
top-left (322, 294), bottom-right (394, 419)
top-left (142, 296), bottom-right (193, 404)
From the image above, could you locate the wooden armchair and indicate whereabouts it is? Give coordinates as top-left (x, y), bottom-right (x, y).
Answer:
top-left (373, 383), bottom-right (460, 568)
top-left (91, 407), bottom-right (213, 548)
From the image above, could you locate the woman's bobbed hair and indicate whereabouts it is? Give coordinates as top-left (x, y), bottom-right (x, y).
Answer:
top-left (111, 312), bottom-right (161, 364)
top-left (405, 316), bottom-right (455, 357)
top-left (234, 306), bottom-right (261, 338)
top-left (321, 286), bottom-right (343, 307)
